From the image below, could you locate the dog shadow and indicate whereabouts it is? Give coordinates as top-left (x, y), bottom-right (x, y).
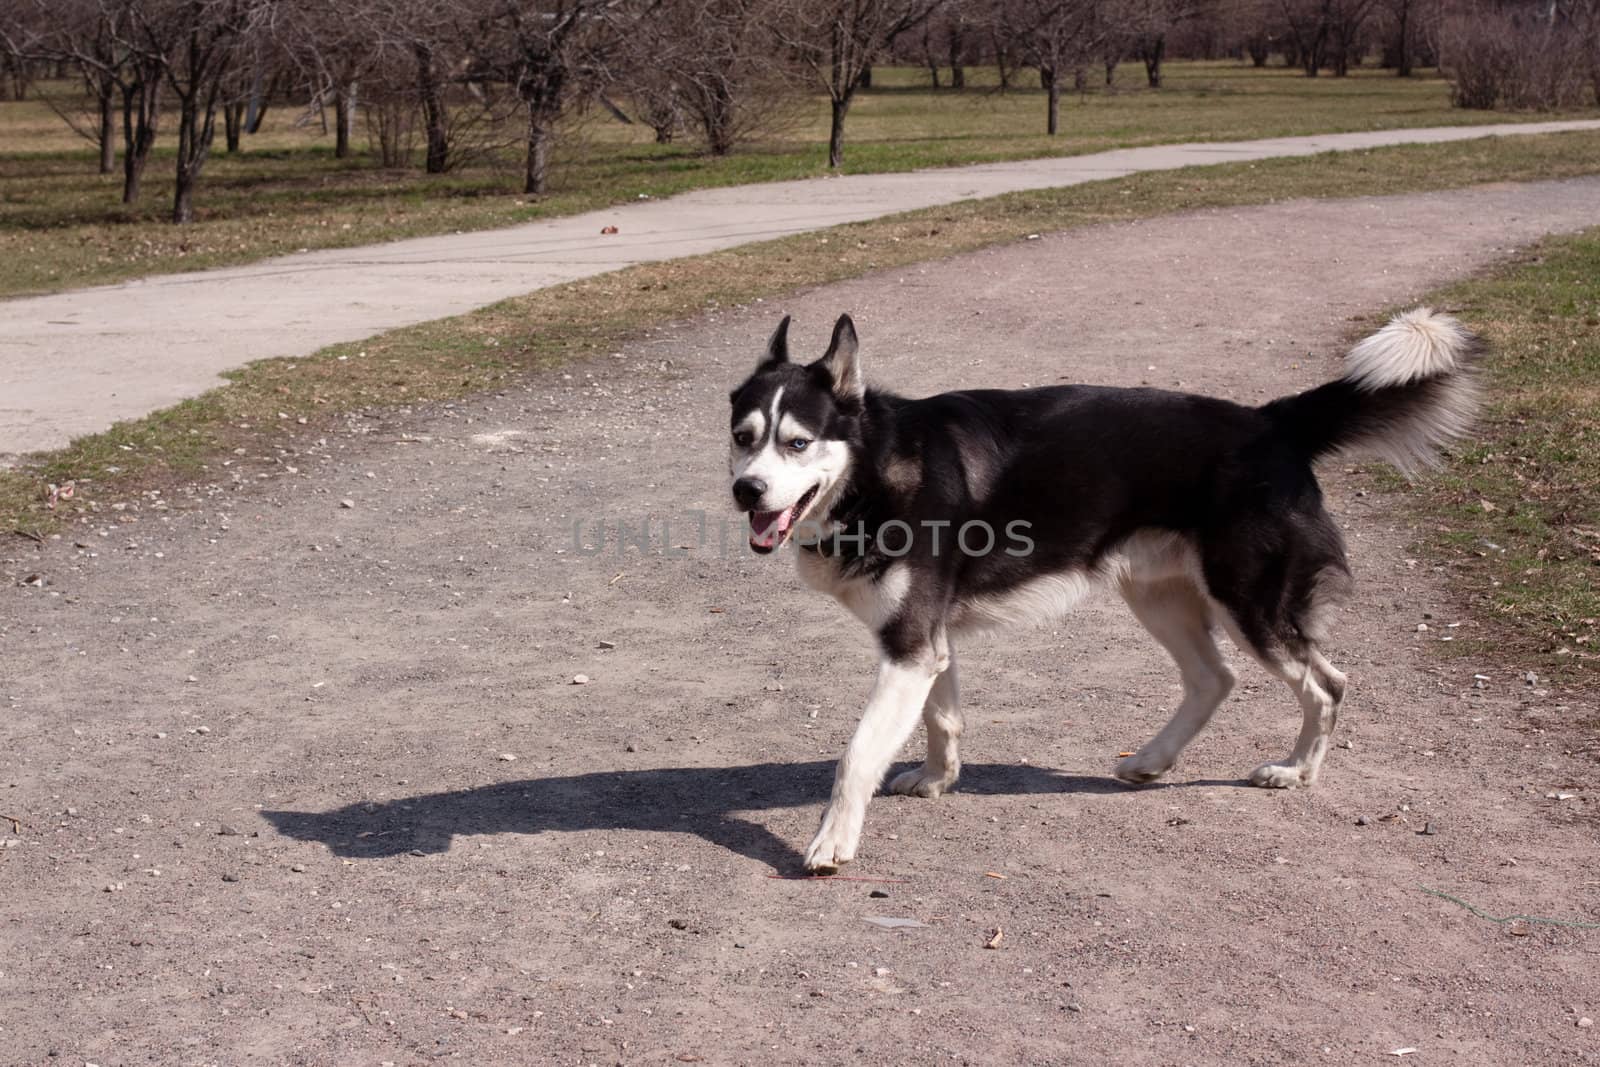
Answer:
top-left (262, 761), bottom-right (1246, 871)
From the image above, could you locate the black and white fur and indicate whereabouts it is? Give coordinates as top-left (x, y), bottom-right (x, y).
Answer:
top-left (728, 310), bottom-right (1480, 872)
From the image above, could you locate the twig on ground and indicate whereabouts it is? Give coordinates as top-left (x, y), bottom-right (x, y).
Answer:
top-left (1420, 885), bottom-right (1600, 928)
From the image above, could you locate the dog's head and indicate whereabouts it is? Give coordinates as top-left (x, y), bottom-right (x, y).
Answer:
top-left (728, 314), bottom-right (863, 553)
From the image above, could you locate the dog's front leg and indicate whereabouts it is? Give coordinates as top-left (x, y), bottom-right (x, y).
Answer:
top-left (804, 655), bottom-right (941, 873)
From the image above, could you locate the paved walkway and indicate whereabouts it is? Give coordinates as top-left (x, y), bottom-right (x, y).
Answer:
top-left (2, 118), bottom-right (1598, 459)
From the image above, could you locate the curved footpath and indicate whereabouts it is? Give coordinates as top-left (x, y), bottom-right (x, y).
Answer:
top-left (2, 118), bottom-right (1599, 458)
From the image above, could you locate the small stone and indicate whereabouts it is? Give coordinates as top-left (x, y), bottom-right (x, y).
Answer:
top-left (597, 640), bottom-right (616, 650)
top-left (1418, 822), bottom-right (1438, 836)
top-left (193, 725), bottom-right (210, 735)
top-left (869, 889), bottom-right (889, 899)
top-left (572, 674), bottom-right (590, 686)
top-left (624, 742), bottom-right (638, 753)
top-left (1416, 623), bottom-right (1429, 632)
top-left (668, 918), bottom-right (689, 930)
top-left (1524, 671), bottom-right (1539, 686)
top-left (290, 864), bottom-right (306, 873)
top-left (221, 872), bottom-right (240, 883)
top-left (218, 824), bottom-right (241, 836)
top-left (1355, 815), bottom-right (1370, 826)
top-left (1578, 1017), bottom-right (1593, 1029)
top-left (1508, 920), bottom-right (1532, 936)
top-left (874, 967), bottom-right (891, 977)
top-left (498, 753), bottom-right (518, 762)
top-left (1067, 1003), bottom-right (1083, 1013)
top-left (340, 499), bottom-right (355, 509)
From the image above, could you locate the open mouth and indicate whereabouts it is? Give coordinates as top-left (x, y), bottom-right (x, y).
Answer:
top-left (748, 485), bottom-right (819, 554)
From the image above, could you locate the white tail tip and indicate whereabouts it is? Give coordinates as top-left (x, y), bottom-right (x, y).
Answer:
top-left (1344, 308), bottom-right (1474, 390)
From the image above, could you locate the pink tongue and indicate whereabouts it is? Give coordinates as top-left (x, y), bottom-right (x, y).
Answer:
top-left (749, 506), bottom-right (796, 547)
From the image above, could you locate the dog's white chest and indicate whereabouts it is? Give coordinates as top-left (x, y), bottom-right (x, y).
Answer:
top-left (795, 551), bottom-right (909, 631)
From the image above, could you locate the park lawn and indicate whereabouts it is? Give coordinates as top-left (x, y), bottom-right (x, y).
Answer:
top-left (1, 61), bottom-right (1595, 297)
top-left (1376, 232), bottom-right (1600, 687)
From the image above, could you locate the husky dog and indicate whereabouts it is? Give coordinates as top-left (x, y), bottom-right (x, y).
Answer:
top-left (728, 310), bottom-right (1479, 872)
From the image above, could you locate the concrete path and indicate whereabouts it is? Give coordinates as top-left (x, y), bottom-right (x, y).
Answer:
top-left (2, 118), bottom-right (1598, 459)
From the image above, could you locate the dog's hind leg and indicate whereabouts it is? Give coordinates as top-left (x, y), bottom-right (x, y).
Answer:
top-left (1113, 578), bottom-right (1235, 785)
top-left (805, 654), bottom-right (942, 873)
top-left (1245, 645), bottom-right (1347, 788)
top-left (888, 647), bottom-right (962, 798)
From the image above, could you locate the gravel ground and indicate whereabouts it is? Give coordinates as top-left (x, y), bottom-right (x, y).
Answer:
top-left (3, 179), bottom-right (1599, 1066)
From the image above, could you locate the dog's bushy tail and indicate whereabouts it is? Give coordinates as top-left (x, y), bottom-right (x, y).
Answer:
top-left (1262, 308), bottom-right (1482, 475)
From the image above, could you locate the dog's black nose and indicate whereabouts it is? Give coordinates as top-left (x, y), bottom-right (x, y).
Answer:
top-left (732, 476), bottom-right (767, 509)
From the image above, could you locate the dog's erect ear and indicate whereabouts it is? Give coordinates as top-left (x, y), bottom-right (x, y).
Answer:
top-left (815, 314), bottom-right (862, 400)
top-left (763, 315), bottom-right (792, 366)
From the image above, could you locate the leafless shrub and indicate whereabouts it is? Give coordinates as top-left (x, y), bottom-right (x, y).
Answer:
top-left (1440, 0), bottom-right (1595, 109)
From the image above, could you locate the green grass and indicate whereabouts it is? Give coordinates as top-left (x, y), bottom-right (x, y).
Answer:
top-left (1, 61), bottom-right (1594, 297)
top-left (6, 128), bottom-right (1600, 551)
top-left (1385, 231), bottom-right (1600, 685)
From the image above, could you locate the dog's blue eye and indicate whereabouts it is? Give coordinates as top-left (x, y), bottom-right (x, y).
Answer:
top-left (789, 438), bottom-right (810, 452)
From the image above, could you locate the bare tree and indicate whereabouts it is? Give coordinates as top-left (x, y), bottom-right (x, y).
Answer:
top-left (1277, 0), bottom-right (1375, 74)
top-left (121, 0), bottom-right (272, 222)
top-left (783, 0), bottom-right (945, 169)
top-left (627, 0), bottom-right (805, 155)
top-left (1000, 0), bottom-right (1105, 134)
top-left (1124, 0), bottom-right (1210, 86)
top-left (280, 0), bottom-right (390, 158)
top-left (461, 0), bottom-right (643, 195)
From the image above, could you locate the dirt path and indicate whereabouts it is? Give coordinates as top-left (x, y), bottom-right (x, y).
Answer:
top-left (4, 179), bottom-right (1599, 1066)
top-left (4, 119), bottom-right (1600, 460)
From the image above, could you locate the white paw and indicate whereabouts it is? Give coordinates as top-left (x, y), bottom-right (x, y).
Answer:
top-left (1249, 762), bottom-right (1309, 789)
top-left (803, 811), bottom-right (859, 873)
top-left (888, 763), bottom-right (959, 798)
top-left (1114, 750), bottom-right (1171, 785)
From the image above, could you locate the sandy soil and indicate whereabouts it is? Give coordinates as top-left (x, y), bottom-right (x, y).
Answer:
top-left (3, 179), bottom-right (1599, 1066)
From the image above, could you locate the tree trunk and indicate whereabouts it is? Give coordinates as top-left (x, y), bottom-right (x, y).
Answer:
top-left (98, 85), bottom-right (116, 174)
top-left (1105, 56), bottom-right (1117, 85)
top-left (334, 82), bottom-right (355, 158)
top-left (1045, 67), bottom-right (1061, 135)
top-left (859, 64), bottom-right (872, 89)
top-left (121, 77), bottom-right (160, 204)
top-left (225, 99), bottom-right (244, 152)
top-left (1395, 7), bottom-right (1412, 76)
top-left (828, 95), bottom-right (852, 169)
top-left (1143, 36), bottom-right (1166, 88)
top-left (524, 109), bottom-right (551, 195)
top-left (173, 93), bottom-right (219, 224)
top-left (704, 82), bottom-right (734, 155)
top-left (415, 43), bottom-right (448, 174)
